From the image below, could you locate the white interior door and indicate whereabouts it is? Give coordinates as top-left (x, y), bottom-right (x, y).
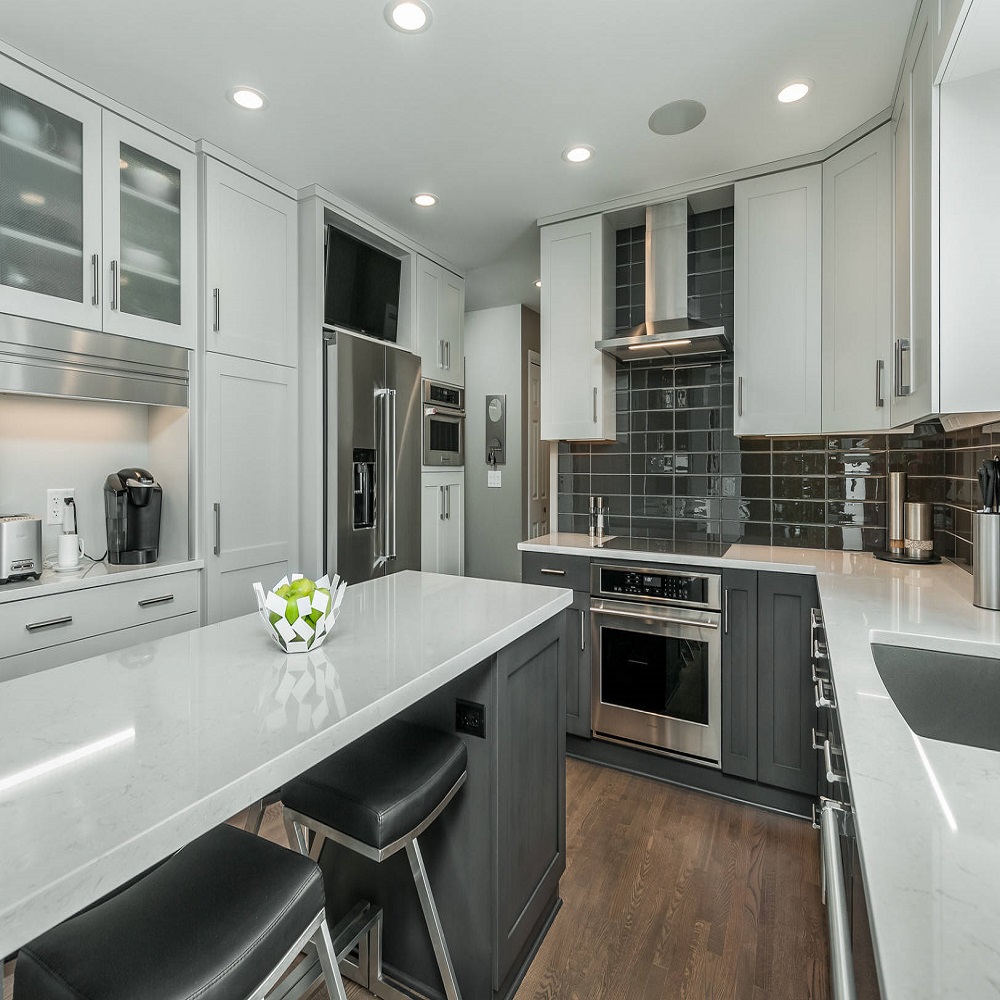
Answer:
top-left (527, 351), bottom-right (549, 538)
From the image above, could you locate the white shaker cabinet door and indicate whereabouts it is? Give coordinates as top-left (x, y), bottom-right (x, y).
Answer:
top-left (420, 470), bottom-right (463, 575)
top-left (203, 157), bottom-right (298, 366)
top-left (203, 354), bottom-right (298, 623)
top-left (539, 214), bottom-right (616, 442)
top-left (733, 165), bottom-right (822, 436)
top-left (822, 124), bottom-right (893, 433)
top-left (417, 256), bottom-right (464, 387)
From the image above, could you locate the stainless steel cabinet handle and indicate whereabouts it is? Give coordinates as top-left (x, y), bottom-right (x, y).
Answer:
top-left (25, 616), bottom-right (73, 633)
top-left (895, 338), bottom-right (912, 396)
top-left (445, 341), bottom-right (451, 370)
top-left (593, 386), bottom-right (598, 423)
top-left (213, 502), bottom-right (221, 556)
top-left (823, 738), bottom-right (847, 783)
top-left (737, 376), bottom-right (743, 417)
top-left (579, 609), bottom-right (586, 651)
top-left (812, 662), bottom-right (831, 684)
top-left (810, 607), bottom-right (825, 630)
top-left (820, 802), bottom-right (858, 1000)
top-left (813, 637), bottom-right (829, 660)
top-left (213, 287), bottom-right (220, 332)
top-left (439, 339), bottom-right (444, 369)
top-left (815, 676), bottom-right (836, 709)
top-left (539, 568), bottom-right (566, 576)
top-left (110, 260), bottom-right (119, 311)
top-left (724, 589), bottom-right (730, 635)
top-left (812, 727), bottom-right (829, 751)
top-left (439, 485), bottom-right (445, 520)
top-left (91, 253), bottom-right (100, 306)
top-left (875, 359), bottom-right (885, 408)
top-left (594, 604), bottom-right (720, 630)
top-left (445, 484), bottom-right (451, 520)
top-left (138, 594), bottom-right (174, 608)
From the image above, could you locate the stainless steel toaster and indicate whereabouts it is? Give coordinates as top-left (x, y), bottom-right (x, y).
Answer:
top-left (0, 515), bottom-right (43, 583)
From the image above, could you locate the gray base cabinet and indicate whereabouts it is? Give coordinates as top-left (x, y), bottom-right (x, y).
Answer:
top-left (757, 571), bottom-right (819, 795)
top-left (721, 568), bottom-right (758, 780)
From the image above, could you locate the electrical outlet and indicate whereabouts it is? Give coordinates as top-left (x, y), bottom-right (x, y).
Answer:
top-left (456, 699), bottom-right (486, 739)
top-left (47, 488), bottom-right (74, 525)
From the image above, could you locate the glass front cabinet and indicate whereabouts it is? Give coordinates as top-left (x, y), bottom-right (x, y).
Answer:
top-left (0, 58), bottom-right (195, 347)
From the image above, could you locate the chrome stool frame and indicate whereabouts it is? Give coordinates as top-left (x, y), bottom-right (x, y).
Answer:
top-left (283, 771), bottom-right (466, 1000)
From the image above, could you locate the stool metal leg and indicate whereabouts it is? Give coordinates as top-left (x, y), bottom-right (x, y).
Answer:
top-left (283, 813), bottom-right (310, 856)
top-left (405, 837), bottom-right (463, 1000)
top-left (313, 916), bottom-right (349, 1000)
top-left (244, 799), bottom-right (265, 835)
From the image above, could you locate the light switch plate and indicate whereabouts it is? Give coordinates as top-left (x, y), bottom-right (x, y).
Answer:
top-left (488, 470), bottom-right (502, 488)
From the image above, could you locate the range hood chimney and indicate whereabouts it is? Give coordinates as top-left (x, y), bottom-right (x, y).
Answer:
top-left (597, 200), bottom-right (730, 361)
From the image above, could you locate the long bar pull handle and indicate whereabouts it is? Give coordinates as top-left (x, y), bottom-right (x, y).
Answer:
top-left (439, 339), bottom-right (444, 369)
top-left (539, 568), bottom-right (566, 576)
top-left (388, 389), bottom-right (397, 559)
top-left (213, 502), bottom-right (221, 556)
top-left (91, 253), bottom-right (100, 306)
top-left (593, 387), bottom-right (598, 423)
top-left (814, 677), bottom-right (836, 709)
top-left (25, 616), bottom-right (73, 633)
top-left (138, 594), bottom-right (174, 608)
top-left (213, 288), bottom-right (221, 332)
top-left (724, 589), bottom-right (730, 635)
top-left (821, 803), bottom-right (857, 1000)
top-left (110, 260), bottom-right (119, 311)
top-left (594, 605), bottom-right (720, 630)
top-left (445, 484), bottom-right (451, 520)
top-left (579, 609), bottom-right (586, 651)
top-left (823, 739), bottom-right (847, 784)
top-left (737, 376), bottom-right (743, 417)
top-left (875, 359), bottom-right (885, 408)
top-left (439, 485), bottom-right (445, 521)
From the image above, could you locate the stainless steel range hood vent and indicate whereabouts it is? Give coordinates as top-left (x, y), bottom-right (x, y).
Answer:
top-left (0, 315), bottom-right (189, 407)
top-left (597, 200), bottom-right (730, 361)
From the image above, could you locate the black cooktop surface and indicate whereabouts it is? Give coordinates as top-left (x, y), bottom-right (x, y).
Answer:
top-left (593, 537), bottom-right (732, 561)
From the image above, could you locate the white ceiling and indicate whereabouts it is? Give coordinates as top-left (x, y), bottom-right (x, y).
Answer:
top-left (0, 1), bottom-right (916, 271)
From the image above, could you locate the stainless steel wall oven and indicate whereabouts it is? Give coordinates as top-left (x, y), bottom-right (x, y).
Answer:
top-left (422, 379), bottom-right (464, 466)
top-left (591, 563), bottom-right (722, 767)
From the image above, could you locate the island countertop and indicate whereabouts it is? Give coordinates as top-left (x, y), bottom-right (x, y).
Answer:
top-left (520, 533), bottom-right (1000, 998)
top-left (0, 570), bottom-right (572, 958)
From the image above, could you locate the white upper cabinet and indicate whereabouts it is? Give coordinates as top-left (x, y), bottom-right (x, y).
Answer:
top-left (102, 112), bottom-right (196, 348)
top-left (417, 256), bottom-right (464, 386)
top-left (733, 166), bottom-right (822, 436)
top-left (821, 125), bottom-right (893, 433)
top-left (203, 157), bottom-right (298, 366)
top-left (0, 59), bottom-right (102, 329)
top-left (539, 214), bottom-right (616, 442)
top-left (892, 13), bottom-right (934, 426)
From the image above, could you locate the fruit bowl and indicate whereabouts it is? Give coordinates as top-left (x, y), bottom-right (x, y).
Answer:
top-left (253, 573), bottom-right (347, 653)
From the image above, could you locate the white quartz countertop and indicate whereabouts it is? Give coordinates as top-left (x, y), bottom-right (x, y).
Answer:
top-left (520, 533), bottom-right (1000, 998)
top-left (0, 570), bottom-right (571, 958)
top-left (0, 557), bottom-right (204, 605)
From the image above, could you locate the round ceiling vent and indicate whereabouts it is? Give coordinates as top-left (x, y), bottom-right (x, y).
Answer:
top-left (648, 100), bottom-right (707, 136)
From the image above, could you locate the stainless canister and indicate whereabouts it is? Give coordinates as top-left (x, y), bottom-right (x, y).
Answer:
top-left (904, 502), bottom-right (934, 561)
top-left (973, 513), bottom-right (1000, 610)
top-left (888, 471), bottom-right (907, 551)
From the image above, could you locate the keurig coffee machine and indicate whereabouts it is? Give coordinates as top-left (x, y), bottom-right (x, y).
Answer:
top-left (104, 468), bottom-right (162, 564)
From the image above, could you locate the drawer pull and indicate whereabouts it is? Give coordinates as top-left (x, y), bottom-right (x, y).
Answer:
top-left (539, 568), bottom-right (566, 576)
top-left (138, 594), bottom-right (174, 608)
top-left (810, 607), bottom-right (824, 630)
top-left (25, 616), bottom-right (73, 633)
top-left (813, 637), bottom-right (829, 661)
top-left (815, 677), bottom-right (836, 709)
top-left (823, 738), bottom-right (848, 784)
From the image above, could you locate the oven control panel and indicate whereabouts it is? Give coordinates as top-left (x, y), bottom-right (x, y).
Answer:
top-left (601, 569), bottom-right (706, 604)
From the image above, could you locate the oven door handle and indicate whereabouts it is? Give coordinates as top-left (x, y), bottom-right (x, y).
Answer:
top-left (591, 604), bottom-right (719, 630)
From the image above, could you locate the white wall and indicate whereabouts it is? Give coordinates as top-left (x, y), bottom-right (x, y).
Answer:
top-left (0, 395), bottom-right (186, 562)
top-left (465, 225), bottom-right (541, 313)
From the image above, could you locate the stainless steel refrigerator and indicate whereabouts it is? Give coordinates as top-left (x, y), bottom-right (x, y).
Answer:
top-left (324, 330), bottom-right (422, 582)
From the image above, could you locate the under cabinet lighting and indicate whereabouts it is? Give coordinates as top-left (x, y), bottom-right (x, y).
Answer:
top-left (628, 339), bottom-right (691, 351)
top-left (228, 87), bottom-right (268, 111)
top-left (562, 145), bottom-right (594, 163)
top-left (777, 81), bottom-right (811, 103)
top-left (412, 193), bottom-right (438, 207)
top-left (385, 1), bottom-right (433, 32)
top-left (0, 727), bottom-right (135, 795)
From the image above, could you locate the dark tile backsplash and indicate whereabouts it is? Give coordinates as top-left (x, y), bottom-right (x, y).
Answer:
top-left (556, 355), bottom-right (998, 570)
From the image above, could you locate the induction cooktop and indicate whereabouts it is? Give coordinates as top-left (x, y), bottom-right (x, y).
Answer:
top-left (593, 537), bottom-right (732, 560)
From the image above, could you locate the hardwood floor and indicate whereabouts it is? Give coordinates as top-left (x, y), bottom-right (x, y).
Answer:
top-left (3, 759), bottom-right (828, 1000)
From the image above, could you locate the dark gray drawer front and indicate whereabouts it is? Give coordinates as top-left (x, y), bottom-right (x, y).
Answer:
top-left (522, 551), bottom-right (590, 591)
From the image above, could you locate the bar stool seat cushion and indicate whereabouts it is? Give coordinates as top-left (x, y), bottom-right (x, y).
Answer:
top-left (15, 824), bottom-right (325, 1000)
top-left (283, 720), bottom-right (467, 850)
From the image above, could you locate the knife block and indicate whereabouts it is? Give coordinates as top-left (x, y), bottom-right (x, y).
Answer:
top-left (973, 513), bottom-right (1000, 610)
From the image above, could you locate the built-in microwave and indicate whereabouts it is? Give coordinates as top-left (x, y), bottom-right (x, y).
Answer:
top-left (422, 380), bottom-right (464, 467)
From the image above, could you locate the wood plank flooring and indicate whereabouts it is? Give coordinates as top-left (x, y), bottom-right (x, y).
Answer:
top-left (3, 758), bottom-right (828, 1000)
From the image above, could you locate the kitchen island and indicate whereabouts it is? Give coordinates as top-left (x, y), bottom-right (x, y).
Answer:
top-left (0, 570), bottom-right (572, 1000)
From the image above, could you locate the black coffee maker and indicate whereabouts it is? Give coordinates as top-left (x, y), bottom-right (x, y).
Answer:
top-left (104, 468), bottom-right (162, 564)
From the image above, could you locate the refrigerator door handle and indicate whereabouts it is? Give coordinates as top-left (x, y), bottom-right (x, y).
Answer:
top-left (380, 387), bottom-right (398, 562)
top-left (373, 388), bottom-right (391, 570)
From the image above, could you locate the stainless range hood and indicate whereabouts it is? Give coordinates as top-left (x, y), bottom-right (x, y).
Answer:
top-left (597, 200), bottom-right (731, 361)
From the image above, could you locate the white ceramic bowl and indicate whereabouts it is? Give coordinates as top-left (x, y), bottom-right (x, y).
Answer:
top-left (129, 164), bottom-right (175, 201)
top-left (1, 106), bottom-right (41, 147)
top-left (121, 244), bottom-right (170, 274)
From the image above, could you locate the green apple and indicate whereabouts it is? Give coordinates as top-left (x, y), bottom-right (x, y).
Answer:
top-left (268, 611), bottom-right (282, 627)
top-left (284, 597), bottom-right (301, 625)
top-left (288, 577), bottom-right (315, 600)
top-left (274, 583), bottom-right (291, 599)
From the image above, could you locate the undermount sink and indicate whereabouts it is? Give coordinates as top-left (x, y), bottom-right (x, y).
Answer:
top-left (871, 643), bottom-right (1000, 752)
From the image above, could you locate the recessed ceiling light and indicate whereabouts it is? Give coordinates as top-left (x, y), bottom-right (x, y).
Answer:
top-left (777, 80), bottom-right (811, 104)
top-left (562, 145), bottom-right (594, 164)
top-left (385, 0), bottom-right (433, 32)
top-left (648, 100), bottom-right (707, 136)
top-left (228, 86), bottom-right (268, 111)
top-left (534, 279), bottom-right (542, 288)
top-left (412, 193), bottom-right (437, 207)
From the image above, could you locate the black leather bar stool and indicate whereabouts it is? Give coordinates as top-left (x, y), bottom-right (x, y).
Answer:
top-left (281, 719), bottom-right (468, 1000)
top-left (13, 824), bottom-right (349, 1000)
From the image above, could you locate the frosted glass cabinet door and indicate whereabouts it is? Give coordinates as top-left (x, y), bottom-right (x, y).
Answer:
top-left (0, 60), bottom-right (102, 328)
top-left (102, 112), bottom-right (196, 348)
